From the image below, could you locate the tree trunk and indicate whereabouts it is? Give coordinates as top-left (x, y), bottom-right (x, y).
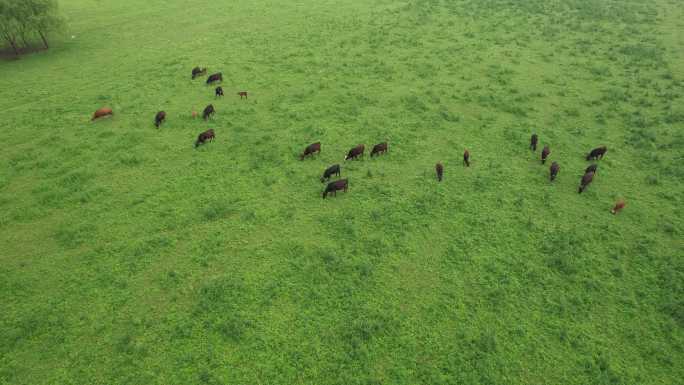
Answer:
top-left (38, 30), bottom-right (49, 49)
top-left (3, 33), bottom-right (19, 55)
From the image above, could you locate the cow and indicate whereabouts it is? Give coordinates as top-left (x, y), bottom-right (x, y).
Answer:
top-left (192, 111), bottom-right (198, 119)
top-left (300, 142), bottom-right (321, 160)
top-left (550, 161), bottom-right (559, 182)
top-left (370, 142), bottom-right (388, 157)
top-left (321, 164), bottom-right (341, 182)
top-left (585, 164), bottom-right (598, 174)
top-left (541, 145), bottom-right (550, 164)
top-left (215, 87), bottom-right (224, 97)
top-left (92, 107), bottom-right (113, 121)
top-left (206, 73), bottom-right (222, 84)
top-left (203, 104), bottom-right (215, 120)
top-left (586, 146), bottom-right (607, 160)
top-left (345, 144), bottom-right (365, 161)
top-left (323, 179), bottom-right (348, 199)
top-left (611, 200), bottom-right (626, 214)
top-left (436, 162), bottom-right (443, 181)
top-left (154, 111), bottom-right (166, 128)
top-left (238, 91), bottom-right (248, 99)
top-left (192, 67), bottom-right (207, 79)
top-left (530, 134), bottom-right (538, 151)
top-left (195, 129), bottom-right (215, 148)
top-left (463, 149), bottom-right (470, 167)
top-left (578, 171), bottom-right (595, 193)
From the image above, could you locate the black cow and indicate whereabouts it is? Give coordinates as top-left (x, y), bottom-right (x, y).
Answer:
top-left (345, 144), bottom-right (365, 160)
top-left (323, 179), bottom-right (348, 199)
top-left (195, 129), bottom-right (215, 148)
top-left (541, 145), bottom-right (550, 164)
top-left (550, 161), bottom-right (559, 182)
top-left (585, 164), bottom-right (598, 174)
top-left (215, 86), bottom-right (224, 97)
top-left (578, 171), bottom-right (595, 193)
top-left (530, 134), bottom-right (538, 151)
top-left (436, 162), bottom-right (443, 181)
top-left (586, 146), bottom-right (607, 160)
top-left (300, 142), bottom-right (321, 160)
top-left (206, 73), bottom-right (222, 84)
top-left (321, 164), bottom-right (341, 182)
top-left (463, 149), bottom-right (470, 167)
top-left (192, 67), bottom-right (207, 79)
top-left (154, 111), bottom-right (166, 128)
top-left (203, 104), bottom-right (215, 120)
top-left (370, 142), bottom-right (388, 157)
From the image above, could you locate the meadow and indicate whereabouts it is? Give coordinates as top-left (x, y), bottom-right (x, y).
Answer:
top-left (1, 0), bottom-right (683, 384)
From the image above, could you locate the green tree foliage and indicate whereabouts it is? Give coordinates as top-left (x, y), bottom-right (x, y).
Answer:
top-left (0, 0), bottom-right (63, 55)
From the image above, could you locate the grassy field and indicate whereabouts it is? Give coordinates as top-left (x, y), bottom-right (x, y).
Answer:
top-left (1, 0), bottom-right (683, 384)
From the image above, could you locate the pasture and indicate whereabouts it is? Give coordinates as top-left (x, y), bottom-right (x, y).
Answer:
top-left (1, 0), bottom-right (683, 384)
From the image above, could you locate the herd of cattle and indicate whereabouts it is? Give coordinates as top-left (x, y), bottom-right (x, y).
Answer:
top-left (90, 67), bottom-right (626, 213)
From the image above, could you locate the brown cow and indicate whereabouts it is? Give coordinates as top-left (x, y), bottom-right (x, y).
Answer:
top-left (611, 200), bottom-right (626, 214)
top-left (436, 162), bottom-right (443, 181)
top-left (586, 146), bottom-right (607, 160)
top-left (203, 104), bottom-right (215, 120)
top-left (578, 171), bottom-right (594, 193)
top-left (238, 91), bottom-right (248, 99)
top-left (321, 164), bottom-right (341, 182)
top-left (549, 161), bottom-right (559, 182)
top-left (300, 142), bottom-right (321, 160)
top-left (195, 129), bottom-right (215, 148)
top-left (92, 107), bottom-right (113, 121)
top-left (463, 149), bottom-right (470, 167)
top-left (192, 111), bottom-right (198, 119)
top-left (323, 179), bottom-right (348, 199)
top-left (530, 134), bottom-right (538, 151)
top-left (155, 111), bottom-right (166, 128)
top-left (541, 145), bottom-right (550, 164)
top-left (345, 144), bottom-right (365, 160)
top-left (370, 142), bottom-right (388, 157)
top-left (206, 73), bottom-right (222, 84)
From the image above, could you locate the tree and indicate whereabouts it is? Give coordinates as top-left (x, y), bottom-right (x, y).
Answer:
top-left (0, 0), bottom-right (20, 55)
top-left (25, 0), bottom-right (64, 49)
top-left (0, 0), bottom-right (64, 54)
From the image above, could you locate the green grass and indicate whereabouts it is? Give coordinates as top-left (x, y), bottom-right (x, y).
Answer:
top-left (1, 0), bottom-right (683, 384)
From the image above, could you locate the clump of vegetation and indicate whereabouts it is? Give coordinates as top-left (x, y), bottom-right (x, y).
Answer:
top-left (0, 0), bottom-right (64, 55)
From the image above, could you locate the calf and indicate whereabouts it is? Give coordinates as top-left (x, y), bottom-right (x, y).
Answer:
top-left (345, 144), bottom-right (365, 160)
top-left (530, 134), bottom-right (538, 151)
top-left (238, 91), bottom-right (248, 99)
top-left (195, 129), bottom-right (215, 148)
top-left (578, 171), bottom-right (595, 193)
top-left (549, 161), bottom-right (559, 182)
top-left (463, 149), bottom-right (470, 167)
top-left (541, 145), bottom-right (550, 164)
top-left (203, 104), bottom-right (215, 120)
top-left (436, 162), bottom-right (443, 181)
top-left (192, 67), bottom-right (207, 79)
top-left (300, 142), bottom-right (321, 160)
top-left (321, 164), bottom-right (341, 182)
top-left (323, 179), bottom-right (348, 199)
top-left (206, 72), bottom-right (222, 84)
top-left (215, 87), bottom-right (224, 97)
top-left (611, 200), bottom-right (626, 214)
top-left (586, 146), bottom-right (607, 160)
top-left (155, 111), bottom-right (166, 128)
top-left (585, 164), bottom-right (598, 174)
top-left (92, 107), bottom-right (113, 121)
top-left (370, 142), bottom-right (388, 157)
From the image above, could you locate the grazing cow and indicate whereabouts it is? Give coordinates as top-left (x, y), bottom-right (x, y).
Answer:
top-left (585, 164), bottom-right (598, 174)
top-left (238, 91), bottom-right (248, 99)
top-left (323, 178), bottom-right (348, 199)
top-left (436, 162), bottom-right (443, 181)
top-left (92, 107), bottom-right (113, 121)
top-left (203, 104), bottom-right (215, 120)
top-left (541, 145), bottom-right (550, 164)
top-left (192, 67), bottom-right (207, 79)
top-left (195, 129), bottom-right (215, 148)
top-left (586, 146), bottom-right (607, 160)
top-left (300, 142), bottom-right (321, 160)
top-left (578, 171), bottom-right (595, 193)
top-left (463, 149), bottom-right (470, 167)
top-left (550, 161), bottom-right (559, 182)
top-left (530, 134), bottom-right (538, 151)
top-left (206, 73), bottom-right (222, 84)
top-left (154, 111), bottom-right (166, 128)
top-left (321, 164), bottom-right (341, 182)
top-left (215, 86), bottom-right (224, 97)
top-left (370, 142), bottom-right (388, 157)
top-left (345, 144), bottom-right (365, 160)
top-left (611, 200), bottom-right (626, 214)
